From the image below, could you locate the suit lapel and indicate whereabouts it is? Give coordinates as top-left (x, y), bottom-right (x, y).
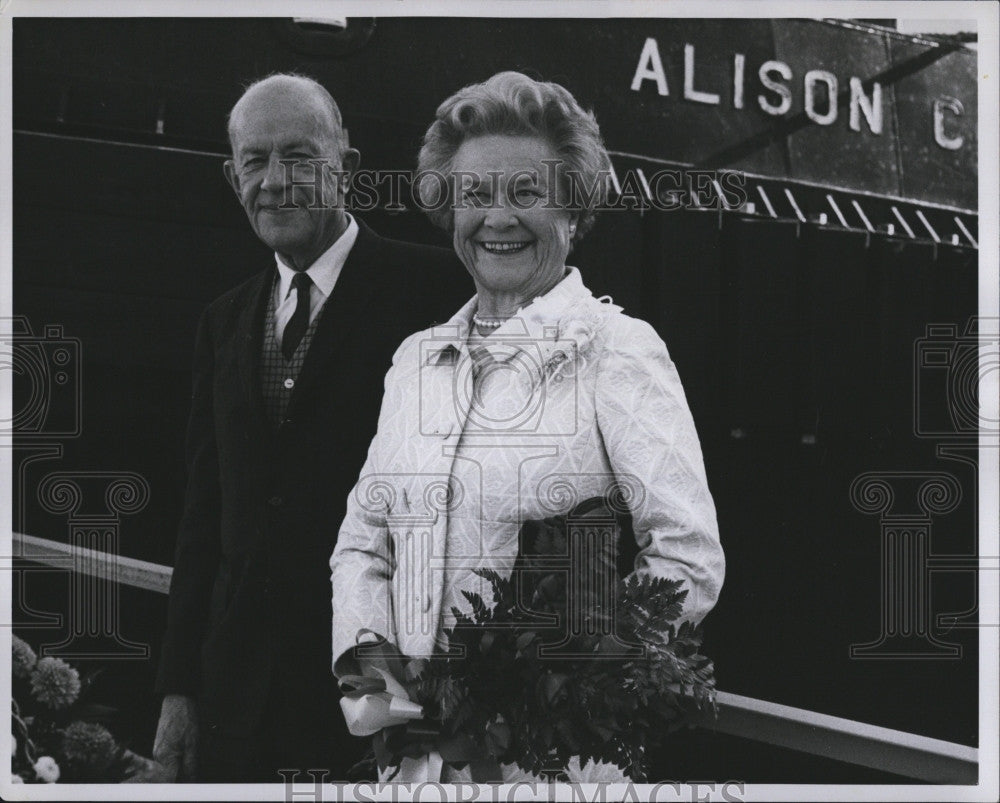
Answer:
top-left (285, 221), bottom-right (381, 416)
top-left (236, 268), bottom-right (274, 438)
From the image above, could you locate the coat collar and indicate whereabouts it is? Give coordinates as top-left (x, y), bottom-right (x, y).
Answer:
top-left (236, 268), bottom-right (274, 437)
top-left (272, 214), bottom-right (359, 302)
top-left (284, 218), bottom-right (381, 415)
top-left (423, 266), bottom-right (592, 369)
top-left (235, 218), bottom-right (382, 432)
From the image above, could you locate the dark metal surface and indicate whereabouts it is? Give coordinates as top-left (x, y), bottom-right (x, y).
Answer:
top-left (13, 17), bottom-right (977, 207)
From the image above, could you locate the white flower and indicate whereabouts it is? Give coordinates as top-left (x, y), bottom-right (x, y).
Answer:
top-left (542, 303), bottom-right (608, 385)
top-left (564, 756), bottom-right (628, 783)
top-left (8, 733), bottom-right (16, 755)
top-left (10, 774), bottom-right (24, 783)
top-left (33, 755), bottom-right (60, 783)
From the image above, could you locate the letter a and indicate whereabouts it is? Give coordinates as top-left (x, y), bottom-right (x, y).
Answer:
top-left (631, 37), bottom-right (669, 96)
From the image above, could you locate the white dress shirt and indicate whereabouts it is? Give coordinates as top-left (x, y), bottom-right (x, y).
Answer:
top-left (273, 214), bottom-right (359, 347)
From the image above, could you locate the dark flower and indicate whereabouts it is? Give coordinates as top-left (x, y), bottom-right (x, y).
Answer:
top-left (12, 635), bottom-right (37, 680)
top-left (61, 721), bottom-right (118, 772)
top-left (29, 657), bottom-right (81, 709)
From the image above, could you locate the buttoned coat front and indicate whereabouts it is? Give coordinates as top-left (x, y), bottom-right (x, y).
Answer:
top-left (331, 268), bottom-right (725, 675)
top-left (155, 219), bottom-right (468, 776)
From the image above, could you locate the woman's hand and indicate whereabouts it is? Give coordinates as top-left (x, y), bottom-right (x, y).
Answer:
top-left (339, 634), bottom-right (424, 737)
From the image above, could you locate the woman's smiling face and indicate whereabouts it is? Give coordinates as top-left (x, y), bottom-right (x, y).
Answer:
top-left (451, 134), bottom-right (578, 306)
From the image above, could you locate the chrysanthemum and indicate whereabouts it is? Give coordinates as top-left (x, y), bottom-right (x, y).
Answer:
top-left (29, 657), bottom-right (81, 709)
top-left (11, 635), bottom-right (37, 679)
top-left (61, 721), bottom-right (118, 772)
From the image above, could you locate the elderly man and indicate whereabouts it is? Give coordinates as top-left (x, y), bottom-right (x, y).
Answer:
top-left (152, 73), bottom-right (468, 782)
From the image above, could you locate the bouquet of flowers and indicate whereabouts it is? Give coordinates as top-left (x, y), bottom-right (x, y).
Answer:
top-left (10, 635), bottom-right (159, 783)
top-left (372, 495), bottom-right (717, 782)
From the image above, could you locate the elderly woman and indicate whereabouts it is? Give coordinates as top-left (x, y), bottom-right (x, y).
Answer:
top-left (331, 71), bottom-right (724, 782)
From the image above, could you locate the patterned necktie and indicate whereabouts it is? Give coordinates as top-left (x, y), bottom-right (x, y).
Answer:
top-left (281, 272), bottom-right (312, 361)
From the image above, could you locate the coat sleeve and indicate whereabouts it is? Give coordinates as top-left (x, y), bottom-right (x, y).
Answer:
top-left (155, 307), bottom-right (222, 696)
top-left (330, 334), bottom-right (420, 678)
top-left (595, 316), bottom-right (724, 626)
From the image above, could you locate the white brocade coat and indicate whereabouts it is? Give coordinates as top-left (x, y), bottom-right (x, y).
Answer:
top-left (331, 267), bottom-right (724, 677)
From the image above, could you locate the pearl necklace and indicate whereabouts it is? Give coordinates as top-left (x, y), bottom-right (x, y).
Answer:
top-left (472, 312), bottom-right (507, 329)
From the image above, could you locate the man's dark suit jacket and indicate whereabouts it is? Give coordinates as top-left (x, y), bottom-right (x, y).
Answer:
top-left (155, 219), bottom-right (469, 777)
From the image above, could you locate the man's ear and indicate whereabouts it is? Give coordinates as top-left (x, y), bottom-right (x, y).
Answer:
top-left (223, 160), bottom-right (241, 197)
top-left (338, 148), bottom-right (361, 190)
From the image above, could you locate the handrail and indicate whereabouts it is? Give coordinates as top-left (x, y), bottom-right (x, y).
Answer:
top-left (703, 692), bottom-right (976, 784)
top-left (11, 531), bottom-right (172, 595)
top-left (8, 531), bottom-right (978, 784)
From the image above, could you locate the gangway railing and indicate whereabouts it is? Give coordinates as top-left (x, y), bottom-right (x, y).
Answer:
top-left (8, 531), bottom-right (979, 784)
